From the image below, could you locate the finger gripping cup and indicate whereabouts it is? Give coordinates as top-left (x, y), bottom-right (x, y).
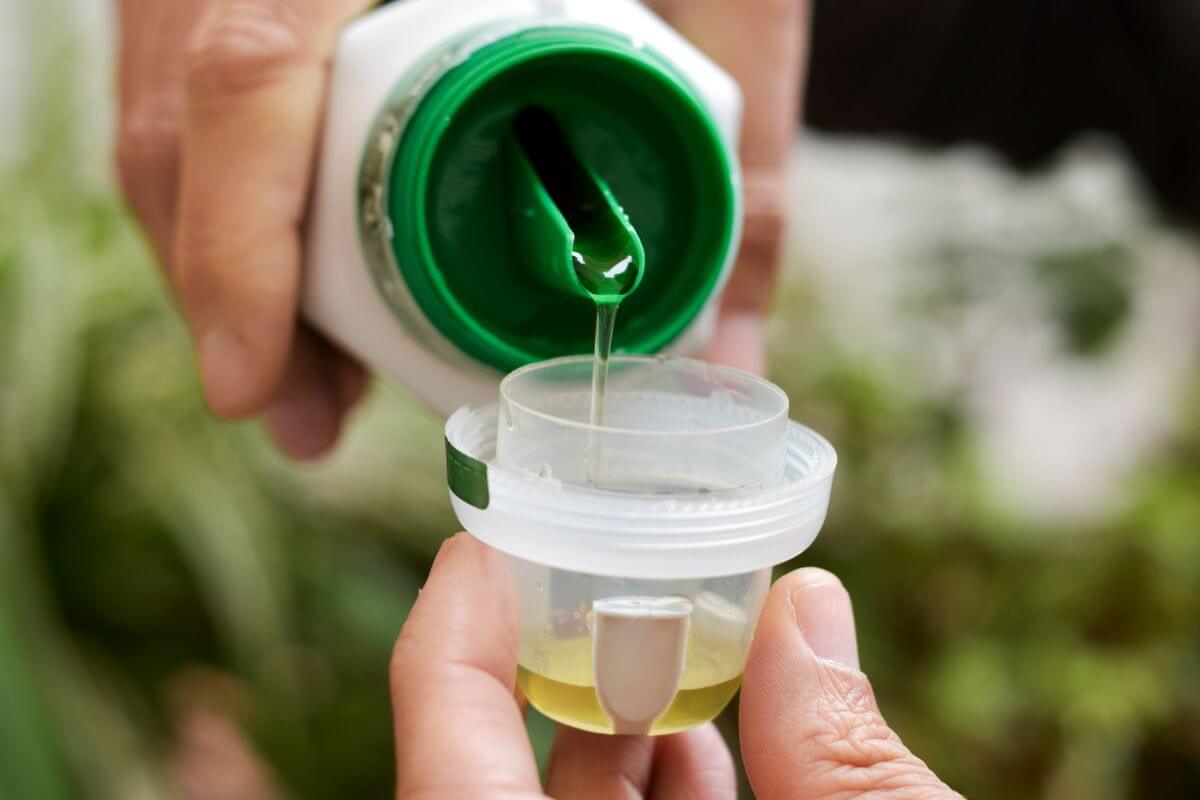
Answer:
top-left (445, 356), bottom-right (836, 735)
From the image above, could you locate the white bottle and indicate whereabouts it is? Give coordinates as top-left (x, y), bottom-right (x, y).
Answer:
top-left (304, 0), bottom-right (743, 415)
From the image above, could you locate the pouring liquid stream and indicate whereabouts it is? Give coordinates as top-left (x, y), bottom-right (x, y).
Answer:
top-left (575, 257), bottom-right (633, 486)
top-left (586, 296), bottom-right (618, 485)
top-left (512, 107), bottom-right (643, 487)
top-left (571, 233), bottom-right (637, 487)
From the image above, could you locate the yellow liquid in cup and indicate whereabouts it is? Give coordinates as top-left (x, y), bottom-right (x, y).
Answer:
top-left (516, 631), bottom-right (744, 735)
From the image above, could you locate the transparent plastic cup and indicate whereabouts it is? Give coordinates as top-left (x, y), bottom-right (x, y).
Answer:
top-left (497, 355), bottom-right (790, 492)
top-left (507, 554), bottom-right (772, 735)
top-left (445, 355), bottom-right (836, 735)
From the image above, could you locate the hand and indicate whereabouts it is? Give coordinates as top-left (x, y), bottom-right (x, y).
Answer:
top-left (115, 0), bottom-right (370, 460)
top-left (739, 565), bottom-right (963, 799)
top-left (115, 0), bottom-right (805, 459)
top-left (391, 533), bottom-right (961, 799)
top-left (645, 0), bottom-right (811, 376)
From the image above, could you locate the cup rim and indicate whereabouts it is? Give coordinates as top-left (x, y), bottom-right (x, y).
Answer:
top-left (499, 354), bottom-right (790, 438)
top-left (446, 403), bottom-right (838, 579)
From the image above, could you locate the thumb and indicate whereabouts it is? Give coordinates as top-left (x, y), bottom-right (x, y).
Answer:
top-left (739, 568), bottom-right (962, 799)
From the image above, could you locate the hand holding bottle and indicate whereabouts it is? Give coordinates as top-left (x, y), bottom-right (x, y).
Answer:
top-left (115, 0), bottom-right (807, 458)
top-left (116, 0), bottom-right (373, 459)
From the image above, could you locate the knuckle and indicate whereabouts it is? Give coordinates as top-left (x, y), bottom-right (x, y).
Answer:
top-left (811, 675), bottom-right (896, 766)
top-left (173, 220), bottom-right (224, 283)
top-left (725, 171), bottom-right (788, 311)
top-left (388, 630), bottom-right (424, 714)
top-left (740, 171), bottom-right (788, 254)
top-left (741, 169), bottom-right (789, 226)
top-left (390, 626), bottom-right (416, 671)
top-left (185, 1), bottom-right (310, 96)
top-left (390, 615), bottom-right (431, 681)
top-left (814, 709), bottom-right (906, 771)
top-left (801, 674), bottom-right (951, 797)
top-left (650, 0), bottom-right (801, 23)
top-left (115, 99), bottom-right (181, 190)
top-left (808, 722), bottom-right (931, 797)
top-left (745, 0), bottom-right (806, 22)
top-left (739, 204), bottom-right (787, 263)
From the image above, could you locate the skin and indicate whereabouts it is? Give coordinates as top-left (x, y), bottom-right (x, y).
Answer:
top-left (165, 532), bottom-right (966, 799)
top-left (391, 533), bottom-right (962, 799)
top-left (114, 0), bottom-right (805, 459)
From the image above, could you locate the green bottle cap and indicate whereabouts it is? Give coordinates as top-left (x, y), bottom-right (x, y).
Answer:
top-left (385, 26), bottom-right (737, 372)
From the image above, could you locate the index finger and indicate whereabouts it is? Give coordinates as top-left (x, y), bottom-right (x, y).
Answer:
top-left (390, 533), bottom-right (541, 798)
top-left (648, 0), bottom-right (810, 315)
top-left (114, 0), bottom-right (206, 266)
top-left (175, 0), bottom-right (372, 417)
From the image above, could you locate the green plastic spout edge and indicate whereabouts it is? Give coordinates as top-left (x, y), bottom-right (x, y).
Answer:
top-left (505, 107), bottom-right (645, 306)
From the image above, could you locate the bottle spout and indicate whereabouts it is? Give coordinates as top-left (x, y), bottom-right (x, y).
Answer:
top-left (506, 107), bottom-right (645, 306)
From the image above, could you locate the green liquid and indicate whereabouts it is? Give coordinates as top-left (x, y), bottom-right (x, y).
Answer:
top-left (512, 107), bottom-right (640, 302)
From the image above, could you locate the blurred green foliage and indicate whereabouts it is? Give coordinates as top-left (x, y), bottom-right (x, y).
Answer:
top-left (1, 8), bottom-right (450, 798)
top-left (0, 100), bottom-right (446, 796)
top-left (770, 324), bottom-right (1200, 799)
top-left (4, 4), bottom-right (1200, 799)
top-left (1035, 243), bottom-right (1132, 355)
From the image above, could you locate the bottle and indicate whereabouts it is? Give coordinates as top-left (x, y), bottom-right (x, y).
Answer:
top-left (303, 0), bottom-right (743, 415)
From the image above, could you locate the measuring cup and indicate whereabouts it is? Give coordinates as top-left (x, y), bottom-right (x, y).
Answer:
top-left (445, 355), bottom-right (836, 735)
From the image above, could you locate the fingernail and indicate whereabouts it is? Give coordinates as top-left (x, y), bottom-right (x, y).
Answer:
top-left (790, 576), bottom-right (859, 670)
top-left (199, 327), bottom-right (254, 416)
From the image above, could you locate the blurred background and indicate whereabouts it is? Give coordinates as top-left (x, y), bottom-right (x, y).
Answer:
top-left (3, 1), bottom-right (1200, 798)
